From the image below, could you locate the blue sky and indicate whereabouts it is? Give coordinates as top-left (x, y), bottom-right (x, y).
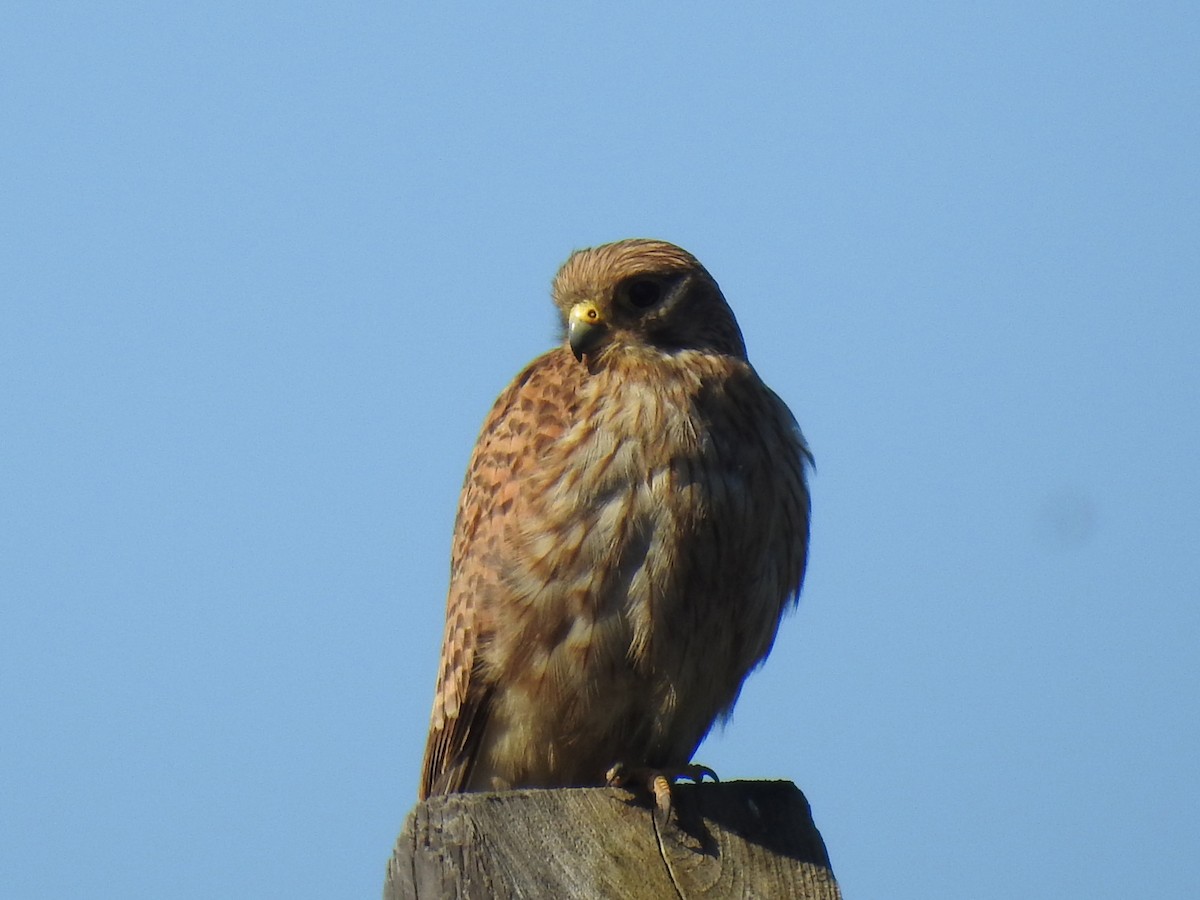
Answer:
top-left (2, 3), bottom-right (1198, 897)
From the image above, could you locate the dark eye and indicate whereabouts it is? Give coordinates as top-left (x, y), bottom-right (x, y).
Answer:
top-left (625, 278), bottom-right (662, 309)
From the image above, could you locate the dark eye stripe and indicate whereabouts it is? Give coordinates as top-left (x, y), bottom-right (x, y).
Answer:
top-left (626, 278), bottom-right (662, 308)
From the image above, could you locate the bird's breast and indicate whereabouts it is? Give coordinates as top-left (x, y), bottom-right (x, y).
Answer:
top-left (519, 362), bottom-right (764, 627)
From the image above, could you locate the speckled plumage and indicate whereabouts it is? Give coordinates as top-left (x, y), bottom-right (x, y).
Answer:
top-left (419, 239), bottom-right (811, 799)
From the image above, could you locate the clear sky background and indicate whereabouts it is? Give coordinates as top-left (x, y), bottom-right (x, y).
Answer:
top-left (2, 3), bottom-right (1197, 898)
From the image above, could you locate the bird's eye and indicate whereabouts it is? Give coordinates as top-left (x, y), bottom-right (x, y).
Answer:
top-left (625, 278), bottom-right (662, 309)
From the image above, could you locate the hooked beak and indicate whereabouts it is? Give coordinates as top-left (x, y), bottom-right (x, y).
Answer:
top-left (567, 302), bottom-right (607, 361)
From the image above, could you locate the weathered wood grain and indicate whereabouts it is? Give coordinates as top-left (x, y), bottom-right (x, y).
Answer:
top-left (385, 781), bottom-right (841, 899)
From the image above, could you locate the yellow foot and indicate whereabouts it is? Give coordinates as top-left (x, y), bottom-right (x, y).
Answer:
top-left (605, 762), bottom-right (719, 820)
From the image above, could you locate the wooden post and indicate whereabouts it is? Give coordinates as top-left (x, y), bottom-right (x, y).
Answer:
top-left (384, 780), bottom-right (841, 899)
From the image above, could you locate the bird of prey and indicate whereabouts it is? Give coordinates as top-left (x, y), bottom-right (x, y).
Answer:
top-left (419, 239), bottom-right (811, 808)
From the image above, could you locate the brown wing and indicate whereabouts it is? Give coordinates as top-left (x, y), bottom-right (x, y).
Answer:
top-left (418, 351), bottom-right (577, 798)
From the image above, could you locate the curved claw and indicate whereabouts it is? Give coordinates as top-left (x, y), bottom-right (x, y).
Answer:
top-left (604, 761), bottom-right (722, 820)
top-left (681, 763), bottom-right (719, 783)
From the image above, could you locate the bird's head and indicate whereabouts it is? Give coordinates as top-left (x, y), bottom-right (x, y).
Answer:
top-left (551, 239), bottom-right (747, 364)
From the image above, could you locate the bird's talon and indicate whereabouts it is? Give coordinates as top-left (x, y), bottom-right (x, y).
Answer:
top-left (604, 761), bottom-right (720, 822)
top-left (684, 763), bottom-right (719, 784)
top-left (653, 774), bottom-right (673, 819)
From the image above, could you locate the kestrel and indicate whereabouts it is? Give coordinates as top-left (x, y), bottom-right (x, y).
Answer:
top-left (419, 239), bottom-right (811, 804)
